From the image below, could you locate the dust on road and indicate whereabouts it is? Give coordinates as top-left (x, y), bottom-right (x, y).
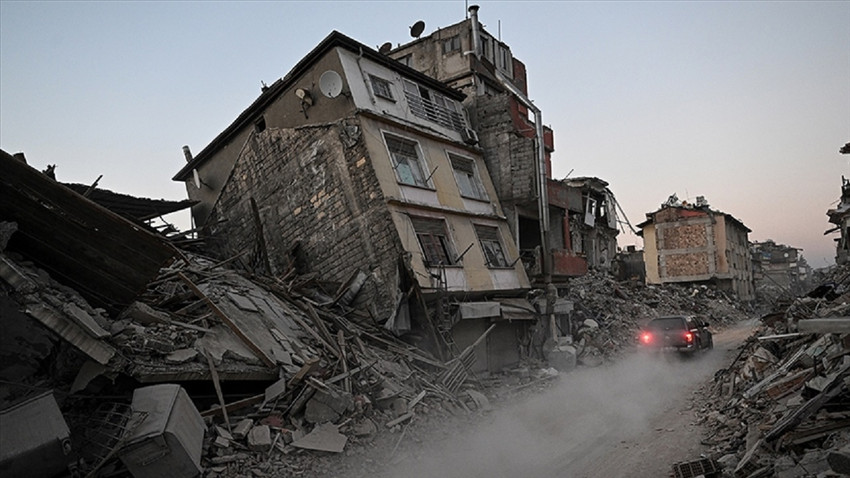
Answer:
top-left (381, 320), bottom-right (757, 478)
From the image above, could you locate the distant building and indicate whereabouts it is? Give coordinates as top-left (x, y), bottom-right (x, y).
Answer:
top-left (637, 195), bottom-right (754, 300)
top-left (751, 240), bottom-right (812, 299)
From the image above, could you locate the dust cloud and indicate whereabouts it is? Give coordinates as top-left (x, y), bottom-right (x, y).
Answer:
top-left (381, 350), bottom-right (725, 478)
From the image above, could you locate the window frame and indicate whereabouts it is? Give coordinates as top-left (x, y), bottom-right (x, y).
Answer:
top-left (449, 152), bottom-right (488, 201)
top-left (383, 133), bottom-right (432, 189)
top-left (474, 224), bottom-right (510, 268)
top-left (442, 35), bottom-right (461, 54)
top-left (410, 216), bottom-right (458, 267)
top-left (369, 74), bottom-right (395, 101)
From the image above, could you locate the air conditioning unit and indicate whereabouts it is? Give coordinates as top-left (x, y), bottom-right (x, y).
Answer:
top-left (461, 127), bottom-right (479, 145)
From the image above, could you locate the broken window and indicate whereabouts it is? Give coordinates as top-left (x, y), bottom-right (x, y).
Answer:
top-left (402, 79), bottom-right (465, 132)
top-left (450, 153), bottom-right (487, 200)
top-left (254, 116), bottom-right (266, 133)
top-left (475, 224), bottom-right (509, 267)
top-left (442, 35), bottom-right (461, 54)
top-left (384, 134), bottom-right (430, 188)
top-left (397, 54), bottom-right (412, 67)
top-left (584, 197), bottom-right (597, 227)
top-left (410, 216), bottom-right (456, 266)
top-left (369, 75), bottom-right (394, 101)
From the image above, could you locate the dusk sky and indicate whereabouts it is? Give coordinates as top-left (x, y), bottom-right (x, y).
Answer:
top-left (2, 1), bottom-right (848, 268)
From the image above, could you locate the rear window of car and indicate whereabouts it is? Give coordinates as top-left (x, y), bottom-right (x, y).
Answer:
top-left (647, 317), bottom-right (686, 331)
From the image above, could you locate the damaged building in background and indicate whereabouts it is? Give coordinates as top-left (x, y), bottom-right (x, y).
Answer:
top-left (173, 31), bottom-right (537, 373)
top-left (386, 6), bottom-right (619, 284)
top-left (826, 176), bottom-right (850, 266)
top-left (751, 240), bottom-right (812, 301)
top-left (637, 194), bottom-right (754, 301)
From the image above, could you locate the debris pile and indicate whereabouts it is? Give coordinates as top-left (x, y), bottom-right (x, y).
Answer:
top-left (565, 271), bottom-right (750, 363)
top-left (696, 266), bottom-right (850, 477)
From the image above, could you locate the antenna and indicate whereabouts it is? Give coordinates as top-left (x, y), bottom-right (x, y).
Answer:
top-left (379, 42), bottom-right (392, 54)
top-left (410, 20), bottom-right (425, 38)
top-left (319, 70), bottom-right (343, 98)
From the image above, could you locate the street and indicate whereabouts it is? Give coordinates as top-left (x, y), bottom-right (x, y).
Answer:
top-left (381, 320), bottom-right (758, 478)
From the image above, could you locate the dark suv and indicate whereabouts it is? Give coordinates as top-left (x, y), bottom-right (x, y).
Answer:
top-left (637, 315), bottom-right (713, 354)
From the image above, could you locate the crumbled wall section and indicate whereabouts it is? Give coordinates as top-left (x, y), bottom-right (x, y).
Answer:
top-left (207, 119), bottom-right (403, 318)
top-left (470, 93), bottom-right (536, 202)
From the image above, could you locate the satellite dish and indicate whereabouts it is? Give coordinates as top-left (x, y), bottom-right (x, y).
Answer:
top-left (379, 42), bottom-right (393, 54)
top-left (192, 169), bottom-right (201, 189)
top-left (319, 70), bottom-right (343, 98)
top-left (410, 20), bottom-right (425, 38)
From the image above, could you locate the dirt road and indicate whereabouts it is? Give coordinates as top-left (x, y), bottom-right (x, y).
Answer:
top-left (379, 320), bottom-right (757, 478)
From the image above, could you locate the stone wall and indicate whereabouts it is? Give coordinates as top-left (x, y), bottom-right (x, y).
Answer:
top-left (206, 118), bottom-right (404, 318)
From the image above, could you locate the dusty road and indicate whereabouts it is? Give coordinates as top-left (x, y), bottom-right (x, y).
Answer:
top-left (379, 319), bottom-right (757, 478)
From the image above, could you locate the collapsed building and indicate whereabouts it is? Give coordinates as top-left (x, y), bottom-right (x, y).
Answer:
top-left (826, 176), bottom-right (850, 266)
top-left (638, 194), bottom-right (754, 301)
top-left (172, 30), bottom-right (537, 374)
top-left (751, 240), bottom-right (812, 302)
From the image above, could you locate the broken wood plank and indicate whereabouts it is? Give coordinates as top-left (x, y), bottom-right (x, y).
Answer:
top-left (205, 351), bottom-right (231, 432)
top-left (326, 361), bottom-right (376, 385)
top-left (288, 310), bottom-right (340, 359)
top-left (178, 271), bottom-right (275, 368)
top-left (408, 390), bottom-right (427, 410)
top-left (201, 393), bottom-right (264, 418)
top-left (26, 304), bottom-right (116, 365)
top-left (385, 412), bottom-right (415, 428)
top-left (337, 330), bottom-right (351, 393)
top-left (288, 357), bottom-right (321, 387)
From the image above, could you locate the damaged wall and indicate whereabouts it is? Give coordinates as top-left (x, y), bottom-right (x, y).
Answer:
top-left (641, 204), bottom-right (754, 300)
top-left (206, 120), bottom-right (403, 320)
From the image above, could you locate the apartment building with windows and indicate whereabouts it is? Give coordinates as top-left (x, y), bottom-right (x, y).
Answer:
top-left (173, 31), bottom-right (535, 372)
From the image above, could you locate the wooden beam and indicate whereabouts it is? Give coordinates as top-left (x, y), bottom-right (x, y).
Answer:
top-left (797, 318), bottom-right (850, 334)
top-left (178, 272), bottom-right (275, 368)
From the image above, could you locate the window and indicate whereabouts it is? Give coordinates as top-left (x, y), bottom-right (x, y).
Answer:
top-left (410, 216), bottom-right (456, 266)
top-left (475, 225), bottom-right (509, 267)
top-left (402, 79), bottom-right (465, 132)
top-left (450, 153), bottom-right (487, 200)
top-left (498, 46), bottom-right (509, 70)
top-left (442, 35), bottom-right (461, 54)
top-left (384, 134), bottom-right (429, 187)
top-left (369, 75), bottom-right (394, 101)
top-left (397, 54), bottom-right (412, 67)
top-left (254, 116), bottom-right (266, 133)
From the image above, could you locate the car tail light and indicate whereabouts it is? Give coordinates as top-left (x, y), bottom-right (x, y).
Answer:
top-left (641, 332), bottom-right (653, 344)
top-left (684, 332), bottom-right (694, 343)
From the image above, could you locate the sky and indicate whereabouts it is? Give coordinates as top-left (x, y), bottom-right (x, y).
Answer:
top-left (1, 1), bottom-right (848, 268)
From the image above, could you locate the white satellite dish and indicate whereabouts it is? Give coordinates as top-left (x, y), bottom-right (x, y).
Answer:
top-left (192, 168), bottom-right (201, 189)
top-left (319, 70), bottom-right (343, 98)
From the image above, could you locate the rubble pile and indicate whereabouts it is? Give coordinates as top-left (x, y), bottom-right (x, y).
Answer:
top-left (565, 271), bottom-right (750, 363)
top-left (695, 266), bottom-right (850, 477)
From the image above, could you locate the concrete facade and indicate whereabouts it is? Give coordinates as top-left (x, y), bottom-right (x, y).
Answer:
top-left (173, 31), bottom-right (534, 372)
top-left (386, 7), bottom-right (601, 288)
top-left (638, 199), bottom-right (754, 300)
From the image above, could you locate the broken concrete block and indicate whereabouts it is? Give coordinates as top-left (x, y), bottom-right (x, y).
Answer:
top-left (304, 387), bottom-right (353, 424)
top-left (466, 389), bottom-right (492, 411)
top-left (213, 436), bottom-right (231, 449)
top-left (828, 447), bottom-right (850, 474)
top-left (63, 303), bottom-right (110, 339)
top-left (546, 339), bottom-right (577, 372)
top-left (122, 301), bottom-right (171, 326)
top-left (291, 423), bottom-right (347, 453)
top-left (215, 425), bottom-right (233, 441)
top-left (247, 425), bottom-right (272, 452)
top-left (166, 348), bottom-right (198, 364)
top-left (232, 419), bottom-right (253, 440)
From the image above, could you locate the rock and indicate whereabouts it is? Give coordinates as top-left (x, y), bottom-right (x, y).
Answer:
top-left (247, 424), bottom-right (272, 452)
top-left (166, 348), bottom-right (198, 364)
top-left (232, 419), bottom-right (253, 440)
top-left (305, 387), bottom-right (354, 424)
